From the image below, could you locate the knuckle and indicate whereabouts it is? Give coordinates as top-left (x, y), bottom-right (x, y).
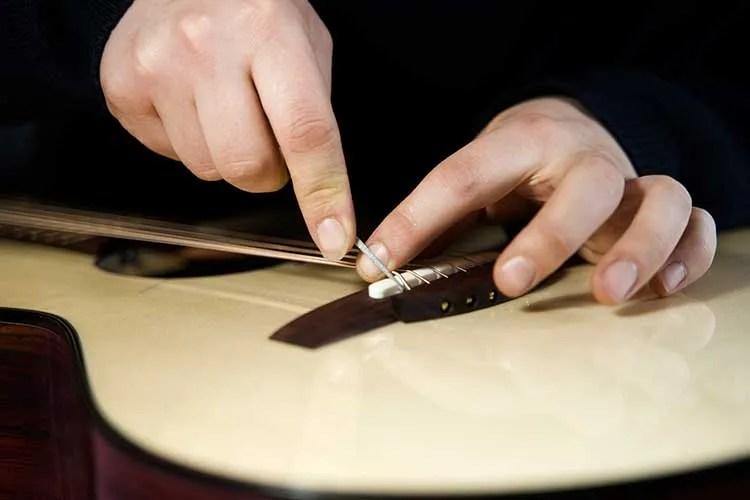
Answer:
top-left (132, 10), bottom-right (219, 79)
top-left (237, 0), bottom-right (284, 32)
top-left (585, 153), bottom-right (618, 177)
top-left (318, 27), bottom-right (333, 52)
top-left (101, 73), bottom-right (132, 115)
top-left (641, 175), bottom-right (693, 228)
top-left (180, 155), bottom-right (221, 180)
top-left (296, 173), bottom-right (348, 212)
top-left (647, 175), bottom-right (693, 207)
top-left (691, 207), bottom-right (717, 265)
top-left (536, 223), bottom-right (579, 259)
top-left (496, 115), bottom-right (559, 165)
top-left (674, 182), bottom-right (693, 211)
top-left (284, 110), bottom-right (338, 153)
top-left (175, 12), bottom-right (215, 57)
top-left (512, 113), bottom-right (562, 145)
top-left (132, 30), bottom-right (170, 78)
top-left (431, 152), bottom-right (483, 202)
top-left (219, 158), bottom-right (267, 183)
top-left (388, 203), bottom-right (421, 245)
top-left (692, 207), bottom-right (715, 230)
top-left (582, 155), bottom-right (625, 196)
top-left (191, 167), bottom-right (222, 181)
top-left (695, 242), bottom-right (717, 271)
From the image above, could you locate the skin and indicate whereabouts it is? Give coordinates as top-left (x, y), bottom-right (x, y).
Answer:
top-left (356, 98), bottom-right (717, 304)
top-left (100, 0), bottom-right (717, 304)
top-left (100, 0), bottom-right (355, 261)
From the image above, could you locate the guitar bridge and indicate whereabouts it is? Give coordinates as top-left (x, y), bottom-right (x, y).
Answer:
top-left (368, 251), bottom-right (499, 299)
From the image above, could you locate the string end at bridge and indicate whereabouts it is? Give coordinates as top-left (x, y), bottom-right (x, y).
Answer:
top-left (355, 238), bottom-right (405, 292)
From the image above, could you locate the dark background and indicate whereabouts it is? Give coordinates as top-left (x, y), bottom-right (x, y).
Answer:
top-left (1, 2), bottom-right (746, 236)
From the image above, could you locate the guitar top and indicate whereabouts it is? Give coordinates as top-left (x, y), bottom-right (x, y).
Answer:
top-left (1, 229), bottom-right (750, 497)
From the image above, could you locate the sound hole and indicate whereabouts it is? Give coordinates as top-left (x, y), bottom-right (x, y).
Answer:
top-left (94, 240), bottom-right (278, 278)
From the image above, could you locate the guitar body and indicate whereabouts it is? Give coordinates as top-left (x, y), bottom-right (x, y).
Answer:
top-left (2, 230), bottom-right (750, 499)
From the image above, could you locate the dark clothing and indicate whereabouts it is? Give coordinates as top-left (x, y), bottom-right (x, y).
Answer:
top-left (2, 1), bottom-right (749, 230)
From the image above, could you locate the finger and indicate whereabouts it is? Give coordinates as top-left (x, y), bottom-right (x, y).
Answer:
top-left (311, 36), bottom-right (333, 94)
top-left (493, 155), bottom-right (625, 297)
top-left (591, 175), bottom-right (693, 304)
top-left (651, 207), bottom-right (717, 296)
top-left (356, 127), bottom-right (541, 281)
top-left (194, 71), bottom-right (287, 192)
top-left (313, 37), bottom-right (333, 93)
top-left (104, 75), bottom-right (180, 160)
top-left (251, 23), bottom-right (353, 261)
top-left (153, 92), bottom-right (220, 181)
top-left (116, 110), bottom-right (180, 162)
top-left (301, 1), bottom-right (333, 92)
top-left (101, 39), bottom-right (181, 164)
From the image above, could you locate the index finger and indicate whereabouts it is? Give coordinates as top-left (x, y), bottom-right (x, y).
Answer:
top-left (251, 23), bottom-right (353, 261)
top-left (356, 127), bottom-right (541, 281)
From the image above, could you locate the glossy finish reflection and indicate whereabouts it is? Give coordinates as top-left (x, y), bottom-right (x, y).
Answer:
top-left (0, 230), bottom-right (749, 496)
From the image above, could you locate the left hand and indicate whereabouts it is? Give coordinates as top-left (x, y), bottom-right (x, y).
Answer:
top-left (356, 97), bottom-right (717, 304)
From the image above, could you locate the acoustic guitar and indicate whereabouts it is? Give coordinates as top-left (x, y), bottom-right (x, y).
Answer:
top-left (1, 200), bottom-right (749, 499)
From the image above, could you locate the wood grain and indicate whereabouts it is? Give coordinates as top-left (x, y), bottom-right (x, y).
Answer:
top-left (0, 314), bottom-right (92, 500)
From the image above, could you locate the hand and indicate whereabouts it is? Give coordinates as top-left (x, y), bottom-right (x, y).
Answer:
top-left (357, 97), bottom-right (717, 304)
top-left (100, 0), bottom-right (354, 260)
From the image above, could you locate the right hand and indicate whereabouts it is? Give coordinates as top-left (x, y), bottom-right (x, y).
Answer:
top-left (100, 0), bottom-right (355, 260)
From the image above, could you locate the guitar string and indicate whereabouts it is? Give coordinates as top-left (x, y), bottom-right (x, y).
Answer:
top-left (0, 221), bottom-right (476, 285)
top-left (0, 215), bottom-right (488, 300)
top-left (0, 221), bottom-right (447, 283)
top-left (0, 206), bottom-right (340, 257)
top-left (0, 201), bottom-right (438, 273)
top-left (0, 210), bottom-right (478, 290)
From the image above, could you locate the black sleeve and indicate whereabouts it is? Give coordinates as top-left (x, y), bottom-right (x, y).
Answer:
top-left (0, 0), bottom-right (134, 123)
top-left (511, 68), bottom-right (750, 231)
top-left (469, 4), bottom-right (750, 232)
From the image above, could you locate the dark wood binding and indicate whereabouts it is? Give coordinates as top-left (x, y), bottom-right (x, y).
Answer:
top-left (0, 315), bottom-right (93, 499)
top-left (2, 307), bottom-right (750, 499)
top-left (0, 308), bottom-right (276, 500)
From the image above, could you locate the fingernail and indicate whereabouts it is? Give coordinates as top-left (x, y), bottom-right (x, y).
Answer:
top-left (603, 260), bottom-right (638, 302)
top-left (357, 242), bottom-right (390, 280)
top-left (499, 256), bottom-right (536, 295)
top-left (316, 218), bottom-right (348, 261)
top-left (660, 262), bottom-right (687, 293)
